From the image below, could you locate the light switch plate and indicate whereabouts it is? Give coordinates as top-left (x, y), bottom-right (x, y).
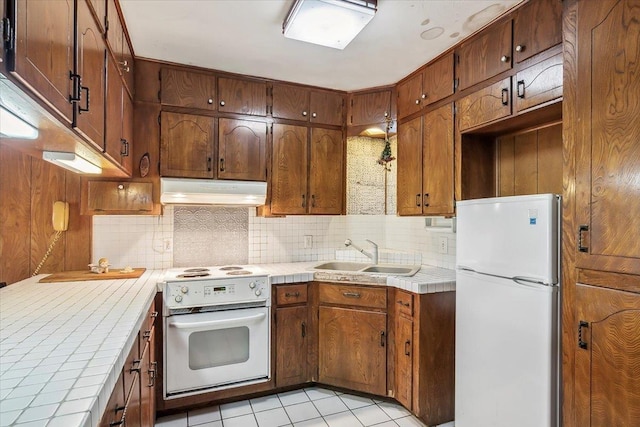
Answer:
top-left (437, 236), bottom-right (448, 254)
top-left (304, 235), bottom-right (313, 249)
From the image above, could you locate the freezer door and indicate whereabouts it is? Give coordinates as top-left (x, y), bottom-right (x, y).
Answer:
top-left (456, 194), bottom-right (559, 284)
top-left (455, 270), bottom-right (558, 427)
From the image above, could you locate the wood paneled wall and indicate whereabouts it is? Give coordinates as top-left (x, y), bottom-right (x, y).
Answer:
top-left (0, 144), bottom-right (92, 285)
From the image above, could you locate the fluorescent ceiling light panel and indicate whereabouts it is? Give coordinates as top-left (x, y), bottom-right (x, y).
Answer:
top-left (283, 0), bottom-right (376, 50)
top-left (42, 151), bottom-right (102, 174)
top-left (0, 105), bottom-right (39, 139)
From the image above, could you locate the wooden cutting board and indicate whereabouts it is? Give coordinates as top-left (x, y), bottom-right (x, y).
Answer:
top-left (39, 268), bottom-right (146, 283)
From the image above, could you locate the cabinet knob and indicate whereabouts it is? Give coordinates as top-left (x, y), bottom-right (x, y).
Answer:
top-left (117, 184), bottom-right (125, 190)
top-left (302, 111), bottom-right (308, 117)
top-left (219, 100), bottom-right (225, 107)
top-left (415, 99), bottom-right (420, 105)
top-left (500, 55), bottom-right (510, 63)
top-left (384, 111), bottom-right (389, 117)
top-left (515, 44), bottom-right (525, 53)
top-left (311, 112), bottom-right (317, 118)
top-left (207, 98), bottom-right (214, 104)
top-left (421, 93), bottom-right (427, 99)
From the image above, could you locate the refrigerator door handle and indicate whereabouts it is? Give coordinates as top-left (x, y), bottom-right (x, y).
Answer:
top-left (512, 276), bottom-right (552, 287)
top-left (457, 265), bottom-right (476, 273)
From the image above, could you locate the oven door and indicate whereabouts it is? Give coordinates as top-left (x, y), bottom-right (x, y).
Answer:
top-left (164, 306), bottom-right (270, 396)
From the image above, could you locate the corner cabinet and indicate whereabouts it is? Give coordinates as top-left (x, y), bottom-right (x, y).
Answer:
top-left (397, 54), bottom-right (454, 120)
top-left (397, 104), bottom-right (454, 216)
top-left (270, 124), bottom-right (344, 215)
top-left (272, 83), bottom-right (345, 126)
top-left (317, 283), bottom-right (387, 396)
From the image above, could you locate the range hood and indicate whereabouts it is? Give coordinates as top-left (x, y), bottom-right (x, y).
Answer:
top-left (160, 178), bottom-right (267, 206)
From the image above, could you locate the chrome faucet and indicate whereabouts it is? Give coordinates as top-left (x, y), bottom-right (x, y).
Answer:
top-left (344, 239), bottom-right (379, 264)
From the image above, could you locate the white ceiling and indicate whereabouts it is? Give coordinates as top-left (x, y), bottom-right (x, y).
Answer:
top-left (119, 0), bottom-right (524, 92)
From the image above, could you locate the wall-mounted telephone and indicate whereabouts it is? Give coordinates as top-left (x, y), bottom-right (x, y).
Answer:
top-left (33, 201), bottom-right (69, 276)
top-left (52, 201), bottom-right (69, 231)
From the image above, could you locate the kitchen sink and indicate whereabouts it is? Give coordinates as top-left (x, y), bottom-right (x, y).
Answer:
top-left (312, 261), bottom-right (420, 277)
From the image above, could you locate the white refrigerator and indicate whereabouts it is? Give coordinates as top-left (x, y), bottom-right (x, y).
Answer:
top-left (455, 194), bottom-right (560, 427)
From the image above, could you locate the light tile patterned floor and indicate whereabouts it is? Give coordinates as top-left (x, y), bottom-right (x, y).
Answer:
top-left (155, 386), bottom-right (456, 427)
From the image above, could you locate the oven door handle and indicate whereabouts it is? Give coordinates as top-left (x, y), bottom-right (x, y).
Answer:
top-left (168, 312), bottom-right (266, 330)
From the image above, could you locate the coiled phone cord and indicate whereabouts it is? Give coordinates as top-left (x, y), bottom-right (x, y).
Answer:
top-left (32, 230), bottom-right (63, 276)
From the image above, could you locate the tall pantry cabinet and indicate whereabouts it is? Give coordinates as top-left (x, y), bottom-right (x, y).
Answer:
top-left (563, 1), bottom-right (640, 426)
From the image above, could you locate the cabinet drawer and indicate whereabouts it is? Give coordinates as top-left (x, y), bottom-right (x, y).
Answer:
top-left (458, 78), bottom-right (512, 131)
top-left (395, 290), bottom-right (414, 317)
top-left (276, 284), bottom-right (308, 306)
top-left (143, 300), bottom-right (158, 340)
top-left (319, 284), bottom-right (387, 309)
top-left (514, 52), bottom-right (563, 113)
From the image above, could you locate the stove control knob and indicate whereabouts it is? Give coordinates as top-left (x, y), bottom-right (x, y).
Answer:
top-left (180, 286), bottom-right (189, 294)
top-left (249, 282), bottom-right (256, 289)
top-left (255, 289), bottom-right (262, 296)
top-left (175, 295), bottom-right (183, 303)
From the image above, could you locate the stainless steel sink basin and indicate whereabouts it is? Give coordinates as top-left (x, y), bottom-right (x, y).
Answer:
top-left (312, 261), bottom-right (420, 277)
top-left (313, 261), bottom-right (370, 271)
top-left (361, 265), bottom-right (418, 275)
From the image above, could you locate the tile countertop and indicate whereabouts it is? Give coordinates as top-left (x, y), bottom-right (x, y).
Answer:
top-left (0, 270), bottom-right (163, 427)
top-left (0, 264), bottom-right (454, 427)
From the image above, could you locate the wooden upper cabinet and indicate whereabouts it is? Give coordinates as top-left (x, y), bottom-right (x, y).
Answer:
top-left (105, 54), bottom-right (132, 175)
top-left (160, 112), bottom-right (215, 178)
top-left (309, 128), bottom-right (344, 214)
top-left (457, 19), bottom-right (512, 91)
top-left (217, 77), bottom-right (267, 116)
top-left (12, 0), bottom-right (75, 123)
top-left (309, 90), bottom-right (344, 126)
top-left (272, 84), bottom-right (344, 126)
top-left (349, 90), bottom-right (391, 127)
top-left (217, 118), bottom-right (267, 181)
top-left (272, 83), bottom-right (310, 121)
top-left (575, 0), bottom-right (640, 276)
top-left (575, 284), bottom-right (640, 427)
top-left (457, 77), bottom-right (512, 131)
top-left (422, 104), bottom-right (454, 216)
top-left (87, 0), bottom-right (107, 32)
top-left (422, 53), bottom-right (454, 106)
top-left (74, 0), bottom-right (106, 151)
top-left (161, 68), bottom-right (217, 110)
top-left (513, 0), bottom-right (562, 63)
top-left (106, 0), bottom-right (134, 96)
top-left (85, 181), bottom-right (154, 214)
top-left (514, 51), bottom-right (563, 113)
top-left (397, 73), bottom-right (423, 119)
top-left (270, 124), bottom-right (309, 215)
top-left (397, 116), bottom-right (423, 215)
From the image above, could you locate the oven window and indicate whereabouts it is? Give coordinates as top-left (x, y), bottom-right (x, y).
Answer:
top-left (188, 327), bottom-right (250, 370)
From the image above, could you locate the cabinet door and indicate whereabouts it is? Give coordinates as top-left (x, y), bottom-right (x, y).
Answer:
top-left (121, 91), bottom-right (134, 175)
top-left (160, 112), bottom-right (215, 178)
top-left (218, 118), bottom-right (267, 181)
top-left (397, 116), bottom-right (423, 215)
top-left (575, 0), bottom-right (640, 275)
top-left (457, 19), bottom-right (512, 91)
top-left (397, 73), bottom-right (423, 119)
top-left (422, 104), bottom-right (454, 216)
top-left (275, 306), bottom-right (308, 387)
top-left (86, 181), bottom-right (153, 214)
top-left (309, 128), bottom-right (344, 214)
top-left (423, 53), bottom-right (454, 105)
top-left (218, 77), bottom-right (267, 116)
top-left (140, 328), bottom-right (156, 427)
top-left (310, 90), bottom-right (344, 126)
top-left (514, 52), bottom-right (563, 113)
top-left (513, 0), bottom-right (562, 63)
top-left (161, 68), bottom-right (217, 110)
top-left (106, 0), bottom-right (123, 60)
top-left (87, 0), bottom-right (107, 32)
top-left (13, 0), bottom-right (74, 122)
top-left (318, 306), bottom-right (386, 396)
top-left (575, 284), bottom-right (640, 427)
top-left (75, 0), bottom-right (106, 150)
top-left (457, 78), bottom-right (512, 131)
top-left (272, 83), bottom-right (309, 121)
top-left (395, 313), bottom-right (413, 410)
top-left (349, 90), bottom-right (391, 127)
top-left (121, 35), bottom-right (135, 97)
top-left (99, 372), bottom-right (125, 427)
top-left (271, 124), bottom-right (308, 215)
top-left (105, 55), bottom-right (125, 170)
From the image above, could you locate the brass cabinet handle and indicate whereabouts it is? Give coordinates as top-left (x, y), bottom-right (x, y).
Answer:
top-left (397, 300), bottom-right (410, 307)
top-left (342, 292), bottom-right (361, 298)
top-left (578, 321), bottom-right (589, 349)
top-left (285, 291), bottom-right (300, 298)
top-left (578, 225), bottom-right (589, 253)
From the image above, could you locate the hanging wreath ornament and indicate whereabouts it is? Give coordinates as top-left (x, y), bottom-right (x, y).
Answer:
top-left (378, 114), bottom-right (395, 170)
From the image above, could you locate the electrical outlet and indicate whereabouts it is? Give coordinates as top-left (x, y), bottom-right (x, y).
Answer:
top-left (304, 235), bottom-right (313, 249)
top-left (163, 238), bottom-right (173, 253)
top-left (437, 236), bottom-right (448, 254)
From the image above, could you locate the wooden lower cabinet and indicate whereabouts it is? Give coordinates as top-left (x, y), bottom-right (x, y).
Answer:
top-left (275, 305), bottom-right (309, 387)
top-left (575, 283), bottom-right (640, 427)
top-left (394, 311), bottom-right (413, 409)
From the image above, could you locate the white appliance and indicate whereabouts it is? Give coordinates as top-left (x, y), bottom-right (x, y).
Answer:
top-left (160, 177), bottom-right (267, 206)
top-left (455, 194), bottom-right (560, 427)
top-left (161, 266), bottom-right (270, 398)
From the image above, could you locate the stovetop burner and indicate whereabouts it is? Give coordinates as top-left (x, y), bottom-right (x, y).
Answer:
top-left (184, 268), bottom-right (210, 273)
top-left (219, 266), bottom-right (244, 271)
top-left (177, 272), bottom-right (210, 278)
top-left (226, 270), bottom-right (252, 276)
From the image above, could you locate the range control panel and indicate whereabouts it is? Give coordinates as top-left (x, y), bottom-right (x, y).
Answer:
top-left (164, 276), bottom-right (269, 310)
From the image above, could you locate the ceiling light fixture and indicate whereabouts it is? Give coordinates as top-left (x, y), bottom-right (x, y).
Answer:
top-left (42, 151), bottom-right (102, 174)
top-left (283, 0), bottom-right (377, 50)
top-left (0, 105), bottom-right (39, 139)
